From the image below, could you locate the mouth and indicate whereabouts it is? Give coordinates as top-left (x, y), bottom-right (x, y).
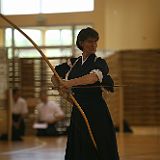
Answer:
top-left (91, 48), bottom-right (96, 52)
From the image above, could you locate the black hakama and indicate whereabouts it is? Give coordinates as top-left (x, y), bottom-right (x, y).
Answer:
top-left (55, 54), bottom-right (119, 160)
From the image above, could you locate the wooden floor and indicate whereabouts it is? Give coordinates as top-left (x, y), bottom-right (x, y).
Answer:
top-left (0, 131), bottom-right (160, 160)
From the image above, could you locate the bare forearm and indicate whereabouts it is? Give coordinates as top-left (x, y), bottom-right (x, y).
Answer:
top-left (66, 73), bottom-right (98, 88)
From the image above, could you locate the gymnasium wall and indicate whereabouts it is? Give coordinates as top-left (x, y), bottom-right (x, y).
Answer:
top-left (0, 29), bottom-right (4, 47)
top-left (105, 49), bottom-right (160, 126)
top-left (105, 0), bottom-right (160, 50)
top-left (0, 0), bottom-right (160, 50)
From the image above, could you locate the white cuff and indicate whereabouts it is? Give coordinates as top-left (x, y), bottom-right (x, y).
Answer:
top-left (90, 69), bottom-right (103, 83)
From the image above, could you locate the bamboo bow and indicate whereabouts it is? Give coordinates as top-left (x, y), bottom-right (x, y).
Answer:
top-left (0, 14), bottom-right (97, 150)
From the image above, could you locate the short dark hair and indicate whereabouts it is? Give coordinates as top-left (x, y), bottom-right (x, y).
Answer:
top-left (39, 89), bottom-right (47, 96)
top-left (76, 27), bottom-right (99, 51)
top-left (12, 87), bottom-right (20, 95)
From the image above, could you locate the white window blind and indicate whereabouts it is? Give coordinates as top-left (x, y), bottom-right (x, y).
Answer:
top-left (1, 0), bottom-right (94, 15)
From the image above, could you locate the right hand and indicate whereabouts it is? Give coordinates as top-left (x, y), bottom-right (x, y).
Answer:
top-left (51, 75), bottom-right (73, 104)
top-left (51, 75), bottom-right (60, 89)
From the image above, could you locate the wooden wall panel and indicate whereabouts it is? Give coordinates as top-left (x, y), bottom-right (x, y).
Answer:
top-left (104, 50), bottom-right (160, 126)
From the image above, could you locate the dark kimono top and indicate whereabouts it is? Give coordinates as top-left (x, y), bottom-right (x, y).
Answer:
top-left (55, 54), bottom-right (119, 160)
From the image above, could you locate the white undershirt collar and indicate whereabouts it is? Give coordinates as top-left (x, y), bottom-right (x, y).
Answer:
top-left (81, 55), bottom-right (89, 65)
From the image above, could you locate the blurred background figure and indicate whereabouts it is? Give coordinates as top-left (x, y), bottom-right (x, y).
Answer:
top-left (12, 87), bottom-right (28, 140)
top-left (0, 87), bottom-right (28, 141)
top-left (34, 90), bottom-right (65, 136)
top-left (115, 119), bottom-right (133, 133)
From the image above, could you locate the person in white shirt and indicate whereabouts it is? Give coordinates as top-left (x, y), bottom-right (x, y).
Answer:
top-left (12, 87), bottom-right (28, 140)
top-left (35, 91), bottom-right (65, 136)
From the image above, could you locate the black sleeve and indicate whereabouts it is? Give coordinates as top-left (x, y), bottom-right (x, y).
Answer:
top-left (55, 63), bottom-right (70, 79)
top-left (55, 57), bottom-right (78, 79)
top-left (102, 74), bottom-right (114, 92)
top-left (94, 58), bottom-right (114, 92)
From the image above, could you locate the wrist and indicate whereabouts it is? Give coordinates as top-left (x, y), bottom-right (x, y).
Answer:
top-left (67, 80), bottom-right (74, 88)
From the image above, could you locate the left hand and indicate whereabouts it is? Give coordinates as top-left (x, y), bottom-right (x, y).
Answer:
top-left (59, 80), bottom-right (71, 95)
top-left (51, 75), bottom-right (60, 89)
top-left (59, 80), bottom-right (73, 104)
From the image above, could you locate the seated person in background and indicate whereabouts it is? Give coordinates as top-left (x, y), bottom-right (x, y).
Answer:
top-left (115, 119), bottom-right (133, 133)
top-left (35, 91), bottom-right (65, 136)
top-left (0, 87), bottom-right (28, 141)
top-left (12, 87), bottom-right (28, 140)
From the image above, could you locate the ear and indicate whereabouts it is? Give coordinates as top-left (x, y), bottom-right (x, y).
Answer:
top-left (80, 41), bottom-right (84, 47)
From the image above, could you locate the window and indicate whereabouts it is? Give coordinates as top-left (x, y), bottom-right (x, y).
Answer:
top-left (44, 48), bottom-right (72, 57)
top-left (3, 25), bottom-right (93, 61)
top-left (41, 0), bottom-right (94, 14)
top-left (15, 49), bottom-right (41, 58)
top-left (14, 29), bottom-right (42, 47)
top-left (1, 0), bottom-right (40, 15)
top-left (5, 28), bottom-right (13, 47)
top-left (45, 28), bottom-right (72, 46)
top-left (4, 25), bottom-right (91, 58)
top-left (1, 0), bottom-right (94, 15)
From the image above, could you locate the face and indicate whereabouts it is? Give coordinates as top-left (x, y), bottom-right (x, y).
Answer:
top-left (81, 37), bottom-right (98, 56)
top-left (40, 94), bottom-right (48, 103)
top-left (13, 91), bottom-right (20, 101)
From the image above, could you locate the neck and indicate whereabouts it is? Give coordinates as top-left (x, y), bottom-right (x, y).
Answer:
top-left (82, 56), bottom-right (87, 61)
top-left (82, 53), bottom-right (94, 61)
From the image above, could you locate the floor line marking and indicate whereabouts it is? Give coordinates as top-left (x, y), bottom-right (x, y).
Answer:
top-left (0, 141), bottom-right (47, 155)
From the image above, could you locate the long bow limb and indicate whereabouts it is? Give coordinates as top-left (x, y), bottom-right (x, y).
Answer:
top-left (0, 14), bottom-right (97, 150)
